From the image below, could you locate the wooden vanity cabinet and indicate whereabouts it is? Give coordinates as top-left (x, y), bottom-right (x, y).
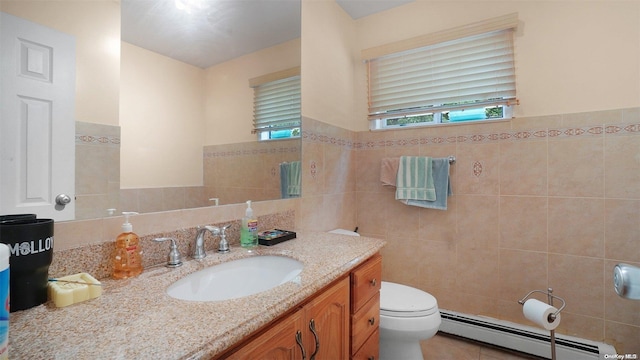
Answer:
top-left (226, 308), bottom-right (306, 360)
top-left (350, 254), bottom-right (382, 360)
top-left (225, 276), bottom-right (350, 360)
top-left (222, 253), bottom-right (382, 360)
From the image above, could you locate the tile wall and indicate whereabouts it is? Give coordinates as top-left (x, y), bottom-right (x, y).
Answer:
top-left (73, 109), bottom-right (640, 352)
top-left (76, 124), bottom-right (301, 218)
top-left (75, 122), bottom-right (121, 220)
top-left (119, 186), bottom-right (209, 214)
top-left (350, 108), bottom-right (640, 353)
top-left (203, 138), bottom-right (301, 205)
top-left (297, 117), bottom-right (357, 231)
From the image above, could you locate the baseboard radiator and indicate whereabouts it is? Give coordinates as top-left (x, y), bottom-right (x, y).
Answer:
top-left (439, 310), bottom-right (617, 360)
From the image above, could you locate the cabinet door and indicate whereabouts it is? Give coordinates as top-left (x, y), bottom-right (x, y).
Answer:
top-left (227, 308), bottom-right (305, 360)
top-left (304, 276), bottom-right (350, 360)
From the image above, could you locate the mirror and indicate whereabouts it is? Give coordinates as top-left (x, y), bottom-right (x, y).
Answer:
top-left (1, 0), bottom-right (301, 221)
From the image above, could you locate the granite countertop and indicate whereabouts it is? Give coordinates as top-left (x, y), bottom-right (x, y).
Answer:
top-left (9, 231), bottom-right (385, 359)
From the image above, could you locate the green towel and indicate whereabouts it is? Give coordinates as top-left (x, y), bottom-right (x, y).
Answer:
top-left (395, 156), bottom-right (436, 201)
top-left (287, 161), bottom-right (301, 197)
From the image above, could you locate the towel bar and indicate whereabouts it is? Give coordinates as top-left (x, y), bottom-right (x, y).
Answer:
top-left (448, 156), bottom-right (456, 164)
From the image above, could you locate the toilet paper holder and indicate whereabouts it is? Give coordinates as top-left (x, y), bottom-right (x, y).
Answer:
top-left (518, 287), bottom-right (566, 321)
top-left (518, 288), bottom-right (566, 360)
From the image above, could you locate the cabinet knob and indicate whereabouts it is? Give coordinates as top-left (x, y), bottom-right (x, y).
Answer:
top-left (368, 317), bottom-right (375, 326)
top-left (368, 357), bottom-right (376, 360)
top-left (370, 278), bottom-right (377, 287)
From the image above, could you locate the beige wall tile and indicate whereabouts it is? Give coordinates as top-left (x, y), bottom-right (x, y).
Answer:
top-left (54, 219), bottom-right (105, 250)
top-left (355, 191), bottom-right (388, 236)
top-left (456, 195), bottom-right (499, 250)
top-left (296, 194), bottom-right (326, 231)
top-left (605, 320), bottom-right (640, 354)
top-left (548, 197), bottom-right (604, 258)
top-left (323, 192), bottom-right (356, 232)
top-left (301, 141), bottom-right (324, 196)
top-left (419, 197), bottom-right (457, 243)
top-left (163, 187), bottom-right (185, 211)
top-left (548, 254), bottom-right (604, 318)
top-left (554, 312), bottom-right (604, 342)
top-left (605, 134), bottom-right (640, 199)
top-left (380, 237), bottom-right (429, 291)
top-left (499, 140), bottom-right (547, 196)
top-left (385, 197), bottom-right (421, 240)
top-left (548, 137), bottom-right (604, 197)
top-left (355, 148), bottom-right (387, 192)
top-left (323, 146), bottom-right (354, 194)
top-left (499, 249), bottom-right (548, 303)
top-left (138, 188), bottom-right (164, 213)
top-left (76, 145), bottom-right (109, 195)
top-left (456, 142), bottom-right (500, 195)
top-left (605, 200), bottom-right (640, 262)
top-left (420, 240), bottom-right (457, 299)
top-left (500, 196), bottom-right (547, 251)
top-left (456, 247), bottom-right (500, 299)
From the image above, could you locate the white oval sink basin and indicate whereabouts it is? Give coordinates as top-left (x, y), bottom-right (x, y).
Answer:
top-left (167, 255), bottom-right (303, 301)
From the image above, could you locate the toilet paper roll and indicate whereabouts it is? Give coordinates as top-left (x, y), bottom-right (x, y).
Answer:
top-left (523, 299), bottom-right (561, 330)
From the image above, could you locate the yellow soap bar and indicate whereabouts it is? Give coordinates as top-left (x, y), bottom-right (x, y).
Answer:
top-left (48, 273), bottom-right (102, 307)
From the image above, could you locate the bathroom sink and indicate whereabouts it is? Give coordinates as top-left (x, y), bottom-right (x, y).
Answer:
top-left (167, 255), bottom-right (303, 301)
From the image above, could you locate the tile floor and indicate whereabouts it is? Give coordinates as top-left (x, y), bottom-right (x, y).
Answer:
top-left (421, 333), bottom-right (546, 360)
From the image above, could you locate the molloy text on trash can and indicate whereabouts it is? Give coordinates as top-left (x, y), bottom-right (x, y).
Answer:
top-left (7, 236), bottom-right (54, 256)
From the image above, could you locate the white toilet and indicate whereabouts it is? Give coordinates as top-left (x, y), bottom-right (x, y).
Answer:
top-left (327, 229), bottom-right (441, 360)
top-left (379, 281), bottom-right (441, 360)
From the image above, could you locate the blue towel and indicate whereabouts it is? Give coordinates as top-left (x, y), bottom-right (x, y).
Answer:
top-left (401, 157), bottom-right (452, 210)
top-left (280, 162), bottom-right (290, 199)
top-left (395, 156), bottom-right (436, 201)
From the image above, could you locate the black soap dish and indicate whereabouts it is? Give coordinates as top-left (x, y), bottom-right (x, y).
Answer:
top-left (258, 229), bottom-right (297, 246)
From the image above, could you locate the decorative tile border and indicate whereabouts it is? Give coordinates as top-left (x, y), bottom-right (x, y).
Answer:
top-left (75, 134), bottom-right (120, 146)
top-left (203, 146), bottom-right (300, 158)
top-left (351, 122), bottom-right (640, 150)
top-left (301, 130), bottom-right (355, 149)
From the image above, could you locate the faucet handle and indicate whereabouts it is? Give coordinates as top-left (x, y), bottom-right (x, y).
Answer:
top-left (202, 225), bottom-right (220, 235)
top-left (153, 237), bottom-right (183, 268)
top-left (217, 224), bottom-right (232, 253)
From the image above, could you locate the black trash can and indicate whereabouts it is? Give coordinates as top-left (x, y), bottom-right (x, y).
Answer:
top-left (0, 218), bottom-right (54, 312)
top-left (0, 214), bottom-right (36, 224)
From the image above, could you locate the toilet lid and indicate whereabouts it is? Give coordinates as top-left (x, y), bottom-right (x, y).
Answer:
top-left (380, 281), bottom-right (438, 318)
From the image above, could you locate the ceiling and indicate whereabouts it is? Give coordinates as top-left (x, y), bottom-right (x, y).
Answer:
top-left (121, 0), bottom-right (413, 69)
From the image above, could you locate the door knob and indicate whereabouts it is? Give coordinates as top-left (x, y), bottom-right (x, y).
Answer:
top-left (55, 194), bottom-right (71, 206)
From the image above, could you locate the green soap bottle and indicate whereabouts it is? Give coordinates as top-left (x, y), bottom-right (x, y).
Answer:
top-left (240, 200), bottom-right (258, 248)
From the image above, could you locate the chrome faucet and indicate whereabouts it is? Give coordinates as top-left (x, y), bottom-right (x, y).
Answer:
top-left (193, 225), bottom-right (220, 260)
top-left (193, 224), bottom-right (232, 259)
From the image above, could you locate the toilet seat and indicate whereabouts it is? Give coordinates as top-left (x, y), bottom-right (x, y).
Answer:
top-left (380, 281), bottom-right (438, 318)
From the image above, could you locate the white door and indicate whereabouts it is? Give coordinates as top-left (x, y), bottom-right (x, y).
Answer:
top-left (0, 12), bottom-right (76, 221)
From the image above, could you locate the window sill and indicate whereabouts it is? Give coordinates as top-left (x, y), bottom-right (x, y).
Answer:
top-left (371, 117), bottom-right (512, 132)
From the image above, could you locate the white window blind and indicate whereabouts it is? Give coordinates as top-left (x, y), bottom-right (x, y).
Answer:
top-left (252, 74), bottom-right (301, 139)
top-left (367, 27), bottom-right (516, 122)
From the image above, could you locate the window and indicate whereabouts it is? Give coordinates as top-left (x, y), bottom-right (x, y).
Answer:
top-left (250, 67), bottom-right (301, 141)
top-left (364, 14), bottom-right (518, 129)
